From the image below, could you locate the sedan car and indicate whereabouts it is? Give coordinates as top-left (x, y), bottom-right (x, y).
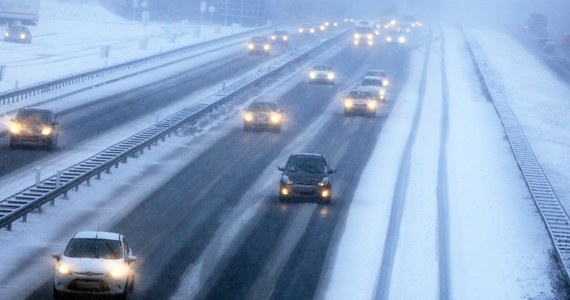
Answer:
top-left (243, 100), bottom-right (283, 132)
top-left (52, 231), bottom-right (136, 300)
top-left (298, 23), bottom-right (316, 35)
top-left (247, 36), bottom-right (271, 55)
top-left (4, 25), bottom-right (31, 43)
top-left (308, 65), bottom-right (336, 85)
top-left (359, 76), bottom-right (387, 101)
top-left (271, 30), bottom-right (289, 44)
top-left (9, 108), bottom-right (58, 150)
top-left (278, 153), bottom-right (335, 204)
top-left (386, 29), bottom-right (406, 44)
top-left (365, 69), bottom-right (389, 86)
top-left (343, 89), bottom-right (379, 117)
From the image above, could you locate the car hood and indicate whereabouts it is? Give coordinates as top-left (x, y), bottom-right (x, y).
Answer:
top-left (61, 256), bottom-right (123, 274)
top-left (284, 171), bottom-right (327, 184)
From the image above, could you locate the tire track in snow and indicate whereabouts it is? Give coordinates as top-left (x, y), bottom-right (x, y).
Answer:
top-left (373, 32), bottom-right (433, 300)
top-left (436, 31), bottom-right (451, 300)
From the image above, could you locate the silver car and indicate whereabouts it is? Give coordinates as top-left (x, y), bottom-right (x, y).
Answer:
top-left (52, 231), bottom-right (136, 299)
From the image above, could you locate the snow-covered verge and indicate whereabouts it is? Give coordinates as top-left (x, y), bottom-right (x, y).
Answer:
top-left (320, 27), bottom-right (556, 299)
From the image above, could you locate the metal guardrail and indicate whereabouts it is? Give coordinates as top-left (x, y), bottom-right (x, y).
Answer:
top-left (0, 29), bottom-right (349, 230)
top-left (0, 25), bottom-right (274, 106)
top-left (462, 28), bottom-right (570, 283)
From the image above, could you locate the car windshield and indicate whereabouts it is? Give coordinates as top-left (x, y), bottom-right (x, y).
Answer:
top-left (356, 27), bottom-right (373, 34)
top-left (251, 37), bottom-right (267, 43)
top-left (313, 66), bottom-right (331, 71)
top-left (367, 70), bottom-right (385, 77)
top-left (285, 156), bottom-right (327, 174)
top-left (348, 90), bottom-right (373, 99)
top-left (64, 238), bottom-right (123, 259)
top-left (274, 31), bottom-right (287, 35)
top-left (362, 79), bottom-right (382, 86)
top-left (249, 102), bottom-right (278, 112)
top-left (15, 110), bottom-right (51, 123)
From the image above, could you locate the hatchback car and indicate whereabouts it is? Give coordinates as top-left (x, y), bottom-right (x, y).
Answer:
top-left (52, 231), bottom-right (136, 299)
top-left (4, 25), bottom-right (31, 43)
top-left (9, 108), bottom-right (59, 150)
top-left (308, 65), bottom-right (336, 85)
top-left (243, 100), bottom-right (283, 132)
top-left (343, 89), bottom-right (379, 117)
top-left (278, 153), bottom-right (335, 204)
top-left (247, 36), bottom-right (271, 55)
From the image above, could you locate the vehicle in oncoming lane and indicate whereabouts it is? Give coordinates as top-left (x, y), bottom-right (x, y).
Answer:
top-left (278, 153), bottom-right (335, 204)
top-left (308, 65), bottom-right (336, 85)
top-left (4, 25), bottom-right (31, 43)
top-left (247, 36), bottom-right (271, 55)
top-left (243, 100), bottom-right (283, 132)
top-left (52, 231), bottom-right (136, 300)
top-left (271, 30), bottom-right (289, 45)
top-left (9, 107), bottom-right (58, 150)
top-left (343, 89), bottom-right (379, 117)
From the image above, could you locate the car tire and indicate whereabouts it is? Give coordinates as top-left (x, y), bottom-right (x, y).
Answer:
top-left (53, 286), bottom-right (63, 300)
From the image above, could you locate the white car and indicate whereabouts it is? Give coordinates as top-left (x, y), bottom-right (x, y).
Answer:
top-left (343, 89), bottom-right (379, 117)
top-left (52, 231), bottom-right (136, 299)
top-left (308, 65), bottom-right (336, 85)
top-left (365, 69), bottom-right (389, 86)
top-left (359, 76), bottom-right (386, 101)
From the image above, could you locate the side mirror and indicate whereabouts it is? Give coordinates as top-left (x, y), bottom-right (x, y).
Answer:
top-left (52, 254), bottom-right (61, 261)
top-left (126, 256), bottom-right (137, 264)
top-left (277, 166), bottom-right (284, 171)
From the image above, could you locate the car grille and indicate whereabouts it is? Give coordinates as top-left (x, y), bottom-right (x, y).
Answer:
top-left (68, 279), bottom-right (110, 292)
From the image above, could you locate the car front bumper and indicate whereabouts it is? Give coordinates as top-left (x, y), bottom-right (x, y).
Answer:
top-left (54, 273), bottom-right (128, 295)
top-left (280, 183), bottom-right (331, 199)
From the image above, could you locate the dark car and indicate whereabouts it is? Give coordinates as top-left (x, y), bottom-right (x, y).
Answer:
top-left (9, 108), bottom-right (59, 150)
top-left (270, 30), bottom-right (289, 44)
top-left (243, 100), bottom-right (283, 132)
top-left (247, 36), bottom-right (271, 55)
top-left (4, 25), bottom-right (32, 43)
top-left (278, 153), bottom-right (335, 204)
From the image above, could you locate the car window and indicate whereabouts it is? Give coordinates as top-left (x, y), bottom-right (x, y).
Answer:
top-left (313, 66), bottom-right (331, 71)
top-left (249, 102), bottom-right (278, 112)
top-left (64, 238), bottom-right (123, 259)
top-left (16, 110), bottom-right (51, 123)
top-left (362, 79), bottom-right (381, 86)
top-left (285, 156), bottom-right (327, 174)
top-left (348, 91), bottom-right (373, 98)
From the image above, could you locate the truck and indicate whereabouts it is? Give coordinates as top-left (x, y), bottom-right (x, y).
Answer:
top-left (0, 0), bottom-right (39, 26)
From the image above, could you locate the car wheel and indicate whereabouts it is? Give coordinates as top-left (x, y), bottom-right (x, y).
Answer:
top-left (45, 139), bottom-right (53, 151)
top-left (129, 275), bottom-right (135, 292)
top-left (53, 286), bottom-right (63, 300)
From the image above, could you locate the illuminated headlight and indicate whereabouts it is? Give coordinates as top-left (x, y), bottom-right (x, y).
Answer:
top-left (244, 112), bottom-right (254, 122)
top-left (320, 25), bottom-right (325, 31)
top-left (383, 79), bottom-right (389, 86)
top-left (41, 127), bottom-right (53, 136)
top-left (9, 123), bottom-right (21, 134)
top-left (309, 72), bottom-right (317, 79)
top-left (353, 40), bottom-right (359, 45)
top-left (333, 22), bottom-right (338, 27)
top-left (109, 265), bottom-right (128, 279)
top-left (57, 264), bottom-right (72, 275)
top-left (368, 40), bottom-right (373, 46)
top-left (386, 36), bottom-right (392, 42)
top-left (247, 43), bottom-right (254, 50)
top-left (327, 73), bottom-right (335, 80)
top-left (4, 32), bottom-right (9, 37)
top-left (281, 188), bottom-right (289, 196)
top-left (325, 22), bottom-right (330, 26)
top-left (406, 28), bottom-right (410, 32)
top-left (263, 44), bottom-right (270, 51)
top-left (283, 36), bottom-right (288, 41)
top-left (282, 175), bottom-right (293, 185)
top-left (367, 101), bottom-right (377, 109)
top-left (271, 35), bottom-right (276, 40)
top-left (380, 89), bottom-right (386, 95)
top-left (375, 30), bottom-right (380, 35)
top-left (344, 99), bottom-right (354, 108)
top-left (367, 34), bottom-right (373, 39)
top-left (270, 114), bottom-right (282, 124)
top-left (354, 33), bottom-right (360, 39)
top-left (310, 28), bottom-right (315, 33)
top-left (398, 36), bottom-right (406, 43)
top-left (20, 33), bottom-right (26, 39)
top-left (384, 25), bottom-right (389, 29)
top-left (299, 28), bottom-right (304, 33)
top-left (321, 190), bottom-right (330, 198)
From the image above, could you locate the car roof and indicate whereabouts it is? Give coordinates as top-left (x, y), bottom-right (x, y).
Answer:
top-left (19, 107), bottom-right (53, 113)
top-left (363, 76), bottom-right (382, 80)
top-left (72, 231), bottom-right (122, 241)
top-left (290, 153), bottom-right (325, 159)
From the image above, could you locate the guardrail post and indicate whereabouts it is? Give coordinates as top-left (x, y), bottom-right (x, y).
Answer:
top-left (14, 80), bottom-right (19, 90)
top-left (22, 213), bottom-right (27, 223)
top-left (5, 222), bottom-right (11, 231)
top-left (96, 172), bottom-right (101, 180)
top-left (56, 170), bottom-right (61, 187)
top-left (222, 80), bottom-right (226, 90)
top-left (35, 167), bottom-right (41, 187)
top-left (155, 112), bottom-right (160, 125)
top-left (86, 176), bottom-right (91, 186)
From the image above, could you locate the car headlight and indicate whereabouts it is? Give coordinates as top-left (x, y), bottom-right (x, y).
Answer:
top-left (270, 113), bottom-right (282, 124)
top-left (4, 32), bottom-right (9, 37)
top-left (380, 89), bottom-right (386, 95)
top-left (244, 112), bottom-right (254, 122)
top-left (271, 36), bottom-right (276, 40)
top-left (309, 72), bottom-right (316, 79)
top-left (368, 40), bottom-right (374, 46)
top-left (283, 36), bottom-right (288, 41)
top-left (320, 25), bottom-right (325, 31)
top-left (20, 33), bottom-right (26, 39)
top-left (41, 127), bottom-right (53, 136)
top-left (344, 99), bottom-right (353, 108)
top-left (333, 22), bottom-right (338, 27)
top-left (383, 79), bottom-right (389, 86)
top-left (248, 43), bottom-right (254, 50)
top-left (9, 122), bottom-right (21, 134)
top-left (310, 28), bottom-right (315, 33)
top-left (57, 263), bottom-right (72, 275)
top-left (367, 101), bottom-right (377, 109)
top-left (386, 36), bottom-right (392, 42)
top-left (398, 36), bottom-right (406, 43)
top-left (354, 33), bottom-right (360, 39)
top-left (353, 40), bottom-right (359, 45)
top-left (299, 28), bottom-right (304, 33)
top-left (109, 265), bottom-right (128, 279)
top-left (318, 177), bottom-right (330, 186)
top-left (327, 73), bottom-right (335, 80)
top-left (367, 34), bottom-right (373, 39)
top-left (263, 44), bottom-right (270, 51)
top-left (282, 175), bottom-right (293, 185)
